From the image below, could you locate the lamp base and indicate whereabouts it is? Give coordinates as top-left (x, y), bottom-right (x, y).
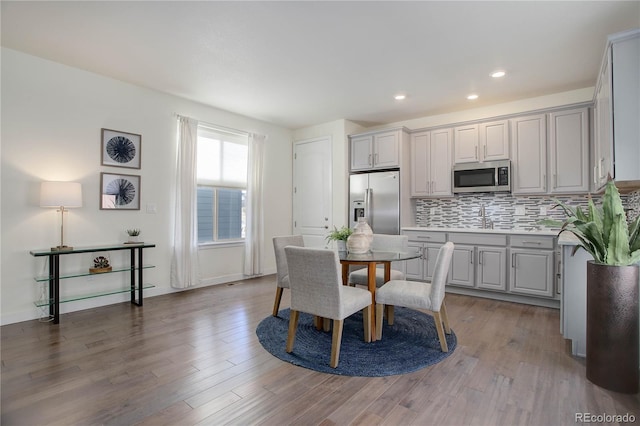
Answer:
top-left (51, 245), bottom-right (73, 251)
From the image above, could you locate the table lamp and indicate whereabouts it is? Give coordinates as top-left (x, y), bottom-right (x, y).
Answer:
top-left (40, 181), bottom-right (83, 251)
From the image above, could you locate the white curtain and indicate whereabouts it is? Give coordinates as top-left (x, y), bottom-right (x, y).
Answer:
top-left (171, 116), bottom-right (200, 288)
top-left (244, 133), bottom-right (266, 277)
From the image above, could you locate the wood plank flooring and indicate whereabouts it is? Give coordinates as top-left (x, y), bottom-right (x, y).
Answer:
top-left (2, 275), bottom-right (638, 425)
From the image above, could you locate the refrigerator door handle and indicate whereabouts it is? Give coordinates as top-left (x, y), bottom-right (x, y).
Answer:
top-left (365, 188), bottom-right (372, 225)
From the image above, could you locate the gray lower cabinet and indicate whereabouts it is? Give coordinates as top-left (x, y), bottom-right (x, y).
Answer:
top-left (509, 248), bottom-right (555, 297)
top-left (509, 235), bottom-right (556, 298)
top-left (404, 231), bottom-right (447, 281)
top-left (448, 234), bottom-right (507, 291)
top-left (402, 229), bottom-right (558, 308)
top-left (450, 245), bottom-right (474, 287)
top-left (477, 246), bottom-right (508, 291)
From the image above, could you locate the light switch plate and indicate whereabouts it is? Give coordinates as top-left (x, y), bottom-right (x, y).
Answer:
top-left (430, 207), bottom-right (436, 215)
top-left (540, 206), bottom-right (547, 216)
top-left (515, 206), bottom-right (525, 216)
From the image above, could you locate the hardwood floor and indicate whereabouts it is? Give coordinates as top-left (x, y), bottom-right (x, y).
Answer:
top-left (2, 275), bottom-right (638, 425)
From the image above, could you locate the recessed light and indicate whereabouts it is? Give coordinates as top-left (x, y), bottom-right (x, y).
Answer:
top-left (467, 94), bottom-right (479, 100)
top-left (491, 70), bottom-right (506, 78)
top-left (394, 94), bottom-right (406, 100)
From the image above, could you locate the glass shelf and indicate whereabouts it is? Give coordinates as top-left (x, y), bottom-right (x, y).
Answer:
top-left (34, 265), bottom-right (156, 282)
top-left (30, 243), bottom-right (156, 257)
top-left (34, 284), bottom-right (156, 307)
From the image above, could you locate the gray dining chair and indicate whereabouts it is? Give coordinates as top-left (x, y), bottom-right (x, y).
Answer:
top-left (348, 234), bottom-right (409, 286)
top-left (272, 235), bottom-right (305, 317)
top-left (375, 242), bottom-right (455, 352)
top-left (284, 246), bottom-right (372, 368)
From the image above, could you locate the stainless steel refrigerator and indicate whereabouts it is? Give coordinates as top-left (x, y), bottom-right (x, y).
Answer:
top-left (349, 170), bottom-right (400, 234)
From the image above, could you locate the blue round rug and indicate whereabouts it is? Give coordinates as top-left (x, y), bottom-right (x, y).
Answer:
top-left (256, 307), bottom-right (457, 376)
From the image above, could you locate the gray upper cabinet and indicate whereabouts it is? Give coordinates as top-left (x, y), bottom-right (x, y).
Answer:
top-left (549, 108), bottom-right (590, 194)
top-left (410, 128), bottom-right (453, 197)
top-left (453, 124), bottom-right (479, 163)
top-left (479, 120), bottom-right (510, 162)
top-left (511, 114), bottom-right (547, 194)
top-left (350, 128), bottom-right (404, 171)
top-left (593, 29), bottom-right (640, 190)
top-left (453, 120), bottom-right (509, 164)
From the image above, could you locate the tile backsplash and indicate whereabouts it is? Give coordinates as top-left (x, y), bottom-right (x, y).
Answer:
top-left (415, 190), bottom-right (640, 230)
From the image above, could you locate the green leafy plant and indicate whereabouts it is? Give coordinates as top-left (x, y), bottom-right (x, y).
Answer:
top-left (127, 228), bottom-right (141, 236)
top-left (541, 179), bottom-right (640, 266)
top-left (325, 226), bottom-right (353, 242)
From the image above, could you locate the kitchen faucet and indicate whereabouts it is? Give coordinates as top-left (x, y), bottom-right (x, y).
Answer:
top-left (479, 205), bottom-right (493, 229)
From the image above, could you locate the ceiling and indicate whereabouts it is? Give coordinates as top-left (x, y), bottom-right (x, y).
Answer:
top-left (2, 1), bottom-right (639, 129)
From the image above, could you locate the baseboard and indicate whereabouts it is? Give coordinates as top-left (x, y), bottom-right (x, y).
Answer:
top-left (445, 286), bottom-right (561, 309)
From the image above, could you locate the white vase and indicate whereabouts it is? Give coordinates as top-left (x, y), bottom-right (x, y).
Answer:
top-left (347, 232), bottom-right (370, 254)
top-left (354, 217), bottom-right (373, 244)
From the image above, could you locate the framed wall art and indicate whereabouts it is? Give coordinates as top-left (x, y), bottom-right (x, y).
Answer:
top-left (100, 172), bottom-right (140, 210)
top-left (101, 128), bottom-right (141, 169)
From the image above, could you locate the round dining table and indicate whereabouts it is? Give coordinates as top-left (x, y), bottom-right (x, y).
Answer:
top-left (338, 249), bottom-right (421, 341)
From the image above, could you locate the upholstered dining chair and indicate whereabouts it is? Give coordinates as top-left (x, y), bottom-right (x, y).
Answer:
top-left (284, 246), bottom-right (372, 368)
top-left (375, 242), bottom-right (455, 352)
top-left (272, 235), bottom-right (305, 317)
top-left (348, 234), bottom-right (409, 286)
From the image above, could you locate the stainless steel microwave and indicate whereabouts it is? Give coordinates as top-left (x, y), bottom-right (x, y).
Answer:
top-left (453, 160), bottom-right (511, 193)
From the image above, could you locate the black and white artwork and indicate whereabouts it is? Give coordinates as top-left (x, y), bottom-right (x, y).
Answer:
top-left (100, 173), bottom-right (140, 210)
top-left (101, 128), bottom-right (141, 169)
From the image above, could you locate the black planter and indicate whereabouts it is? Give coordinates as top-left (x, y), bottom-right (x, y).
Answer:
top-left (586, 261), bottom-right (639, 394)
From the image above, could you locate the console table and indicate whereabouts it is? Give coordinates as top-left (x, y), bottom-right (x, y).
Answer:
top-left (30, 243), bottom-right (156, 324)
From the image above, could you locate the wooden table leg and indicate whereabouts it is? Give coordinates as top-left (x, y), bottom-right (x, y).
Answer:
top-left (384, 262), bottom-right (392, 322)
top-left (368, 262), bottom-right (377, 341)
top-left (341, 263), bottom-right (349, 286)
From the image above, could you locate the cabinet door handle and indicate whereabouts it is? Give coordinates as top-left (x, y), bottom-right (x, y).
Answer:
top-left (417, 235), bottom-right (432, 239)
top-left (521, 241), bottom-right (542, 245)
top-left (470, 251), bottom-right (474, 264)
top-left (484, 145), bottom-right (487, 159)
top-left (475, 146), bottom-right (478, 160)
top-left (423, 247), bottom-right (428, 261)
top-left (512, 253), bottom-right (516, 268)
top-left (479, 251), bottom-right (483, 265)
top-left (368, 154), bottom-right (372, 166)
top-left (374, 153), bottom-right (378, 165)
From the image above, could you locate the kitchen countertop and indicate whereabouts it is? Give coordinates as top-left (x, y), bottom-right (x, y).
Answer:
top-left (402, 226), bottom-right (560, 237)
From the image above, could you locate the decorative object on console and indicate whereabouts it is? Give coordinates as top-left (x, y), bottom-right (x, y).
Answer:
top-left (100, 172), bottom-right (140, 210)
top-left (40, 181), bottom-right (83, 251)
top-left (325, 226), bottom-right (352, 252)
top-left (101, 128), bottom-right (141, 169)
top-left (543, 178), bottom-right (639, 394)
top-left (89, 255), bottom-right (112, 274)
top-left (126, 228), bottom-right (141, 244)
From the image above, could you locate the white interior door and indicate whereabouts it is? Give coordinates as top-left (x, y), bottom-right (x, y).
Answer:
top-left (293, 136), bottom-right (332, 248)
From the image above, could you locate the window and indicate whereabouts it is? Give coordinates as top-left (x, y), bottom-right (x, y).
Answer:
top-left (196, 124), bottom-right (248, 244)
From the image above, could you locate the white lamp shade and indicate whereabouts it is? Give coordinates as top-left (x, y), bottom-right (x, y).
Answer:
top-left (40, 181), bottom-right (83, 208)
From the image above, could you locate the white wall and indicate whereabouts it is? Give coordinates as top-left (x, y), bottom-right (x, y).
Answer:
top-left (0, 48), bottom-right (292, 325)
